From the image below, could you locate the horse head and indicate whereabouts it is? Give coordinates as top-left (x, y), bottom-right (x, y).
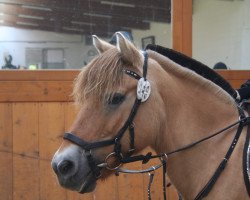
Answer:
top-left (51, 32), bottom-right (165, 193)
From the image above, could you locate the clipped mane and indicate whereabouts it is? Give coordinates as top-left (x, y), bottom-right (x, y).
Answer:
top-left (148, 49), bottom-right (235, 105)
top-left (73, 48), bottom-right (125, 104)
top-left (146, 44), bottom-right (237, 100)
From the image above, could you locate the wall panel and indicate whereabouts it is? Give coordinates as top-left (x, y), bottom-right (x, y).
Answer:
top-left (39, 102), bottom-right (65, 160)
top-left (13, 103), bottom-right (39, 157)
top-left (0, 103), bottom-right (12, 151)
top-left (13, 155), bottom-right (39, 200)
top-left (0, 152), bottom-right (12, 200)
top-left (117, 163), bottom-right (144, 200)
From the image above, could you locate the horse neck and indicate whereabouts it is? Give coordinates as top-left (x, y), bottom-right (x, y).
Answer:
top-left (158, 72), bottom-right (238, 151)
top-left (148, 51), bottom-right (240, 198)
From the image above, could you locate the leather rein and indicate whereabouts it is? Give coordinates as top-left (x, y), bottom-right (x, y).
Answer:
top-left (63, 51), bottom-right (250, 200)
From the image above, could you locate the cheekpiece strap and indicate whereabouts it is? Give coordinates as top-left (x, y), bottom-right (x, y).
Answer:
top-left (142, 51), bottom-right (148, 80)
top-left (85, 150), bottom-right (101, 178)
top-left (128, 124), bottom-right (135, 155)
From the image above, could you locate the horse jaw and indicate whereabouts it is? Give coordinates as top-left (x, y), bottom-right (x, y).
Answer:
top-left (92, 35), bottom-right (114, 54)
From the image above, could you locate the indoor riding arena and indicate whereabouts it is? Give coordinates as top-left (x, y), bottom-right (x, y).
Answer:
top-left (1, 0), bottom-right (250, 200)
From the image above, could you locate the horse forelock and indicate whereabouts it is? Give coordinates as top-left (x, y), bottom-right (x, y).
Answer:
top-left (73, 48), bottom-right (125, 104)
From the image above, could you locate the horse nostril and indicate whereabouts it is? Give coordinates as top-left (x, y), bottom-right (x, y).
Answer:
top-left (58, 160), bottom-right (74, 176)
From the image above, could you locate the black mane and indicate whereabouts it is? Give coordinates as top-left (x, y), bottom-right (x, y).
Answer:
top-left (146, 44), bottom-right (237, 99)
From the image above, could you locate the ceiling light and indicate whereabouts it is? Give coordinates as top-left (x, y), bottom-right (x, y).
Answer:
top-left (71, 21), bottom-right (93, 26)
top-left (100, 1), bottom-right (135, 8)
top-left (16, 21), bottom-right (39, 26)
top-left (63, 27), bottom-right (85, 32)
top-left (22, 5), bottom-right (52, 11)
top-left (85, 13), bottom-right (111, 18)
top-left (18, 14), bottom-right (44, 20)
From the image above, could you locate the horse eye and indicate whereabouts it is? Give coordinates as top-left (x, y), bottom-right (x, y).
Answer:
top-left (108, 93), bottom-right (125, 106)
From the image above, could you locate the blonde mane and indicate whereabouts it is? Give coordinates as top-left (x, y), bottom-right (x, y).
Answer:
top-left (73, 48), bottom-right (125, 104)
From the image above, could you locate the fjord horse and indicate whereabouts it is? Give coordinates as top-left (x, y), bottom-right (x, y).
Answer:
top-left (52, 32), bottom-right (249, 199)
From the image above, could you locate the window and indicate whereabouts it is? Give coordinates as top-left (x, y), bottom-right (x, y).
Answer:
top-left (192, 0), bottom-right (250, 70)
top-left (0, 0), bottom-right (171, 69)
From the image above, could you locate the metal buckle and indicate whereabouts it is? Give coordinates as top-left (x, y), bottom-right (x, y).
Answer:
top-left (163, 153), bottom-right (168, 161)
top-left (128, 148), bottom-right (135, 153)
top-left (97, 152), bottom-right (123, 170)
top-left (105, 152), bottom-right (123, 170)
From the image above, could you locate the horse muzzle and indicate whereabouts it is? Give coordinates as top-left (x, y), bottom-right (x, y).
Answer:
top-left (51, 145), bottom-right (97, 193)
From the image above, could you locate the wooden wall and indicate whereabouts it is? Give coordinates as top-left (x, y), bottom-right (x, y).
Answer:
top-left (0, 70), bottom-right (249, 200)
top-left (0, 70), bottom-right (180, 200)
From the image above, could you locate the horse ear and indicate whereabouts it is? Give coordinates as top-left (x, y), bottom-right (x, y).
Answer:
top-left (116, 32), bottom-right (143, 66)
top-left (92, 35), bottom-right (114, 54)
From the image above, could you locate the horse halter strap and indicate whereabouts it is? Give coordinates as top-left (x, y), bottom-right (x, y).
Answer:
top-left (63, 51), bottom-right (149, 178)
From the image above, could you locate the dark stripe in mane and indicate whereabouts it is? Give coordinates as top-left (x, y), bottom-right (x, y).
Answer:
top-left (146, 44), bottom-right (237, 100)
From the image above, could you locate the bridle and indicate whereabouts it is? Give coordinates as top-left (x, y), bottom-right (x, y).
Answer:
top-left (63, 51), bottom-right (150, 177)
top-left (63, 50), bottom-right (250, 200)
